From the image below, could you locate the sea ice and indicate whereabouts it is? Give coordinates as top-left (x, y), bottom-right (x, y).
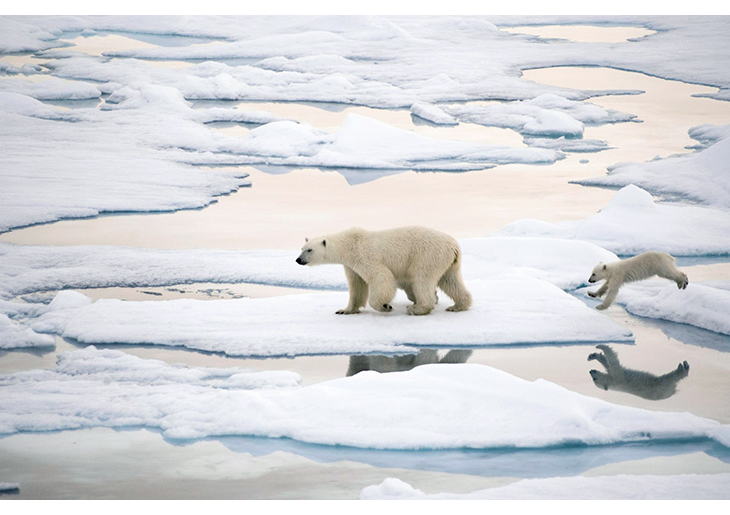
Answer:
top-left (604, 282), bottom-right (730, 336)
top-left (578, 131), bottom-right (730, 209)
top-left (30, 279), bottom-right (632, 357)
top-left (500, 185), bottom-right (730, 256)
top-left (0, 313), bottom-right (55, 349)
top-left (1, 351), bottom-right (728, 449)
top-left (0, 77), bottom-right (101, 100)
top-left (359, 474), bottom-right (730, 500)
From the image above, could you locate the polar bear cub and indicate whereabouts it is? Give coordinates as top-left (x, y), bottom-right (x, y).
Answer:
top-left (587, 251), bottom-right (688, 310)
top-left (296, 226), bottom-right (472, 316)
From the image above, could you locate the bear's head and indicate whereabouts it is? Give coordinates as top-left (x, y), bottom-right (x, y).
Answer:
top-left (588, 262), bottom-right (608, 283)
top-left (296, 237), bottom-right (328, 266)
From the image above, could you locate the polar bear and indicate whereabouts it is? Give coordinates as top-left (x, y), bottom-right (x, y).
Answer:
top-left (587, 251), bottom-right (688, 310)
top-left (296, 226), bottom-right (472, 315)
top-left (588, 344), bottom-right (689, 400)
top-left (347, 349), bottom-right (473, 376)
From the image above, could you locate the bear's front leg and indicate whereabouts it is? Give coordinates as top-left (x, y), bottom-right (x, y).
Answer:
top-left (337, 266), bottom-right (369, 314)
top-left (366, 267), bottom-right (397, 313)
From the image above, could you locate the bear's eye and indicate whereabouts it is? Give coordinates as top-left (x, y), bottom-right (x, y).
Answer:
top-left (307, 249), bottom-right (312, 253)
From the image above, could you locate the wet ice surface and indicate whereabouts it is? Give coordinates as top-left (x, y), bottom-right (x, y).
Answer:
top-left (2, 17), bottom-right (730, 499)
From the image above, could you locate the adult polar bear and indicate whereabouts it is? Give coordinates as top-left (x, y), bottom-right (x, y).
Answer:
top-left (296, 226), bottom-right (472, 315)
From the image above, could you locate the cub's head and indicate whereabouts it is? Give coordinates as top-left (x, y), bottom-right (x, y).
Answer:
top-left (296, 237), bottom-right (327, 266)
top-left (588, 262), bottom-right (608, 283)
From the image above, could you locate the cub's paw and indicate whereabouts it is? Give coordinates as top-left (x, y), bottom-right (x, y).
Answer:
top-left (446, 305), bottom-right (467, 312)
top-left (679, 361), bottom-right (690, 373)
top-left (587, 352), bottom-right (601, 361)
top-left (595, 303), bottom-right (609, 311)
top-left (380, 303), bottom-right (393, 312)
top-left (680, 274), bottom-right (689, 289)
top-left (336, 308), bottom-right (360, 315)
top-left (587, 291), bottom-right (599, 298)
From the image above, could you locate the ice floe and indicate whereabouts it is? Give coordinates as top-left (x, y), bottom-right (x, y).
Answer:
top-left (500, 185), bottom-right (730, 256)
top-left (29, 279), bottom-right (632, 357)
top-left (359, 474), bottom-right (730, 500)
top-left (0, 313), bottom-right (54, 350)
top-left (0, 482), bottom-right (20, 492)
top-left (605, 282), bottom-right (730, 336)
top-left (0, 77), bottom-right (101, 100)
top-left (409, 102), bottom-right (457, 125)
top-left (0, 90), bottom-right (251, 232)
top-left (1, 350), bottom-right (728, 449)
top-left (578, 133), bottom-right (730, 209)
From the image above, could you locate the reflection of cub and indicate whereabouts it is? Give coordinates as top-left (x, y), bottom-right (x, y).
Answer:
top-left (588, 344), bottom-right (689, 401)
top-left (587, 251), bottom-right (688, 310)
top-left (347, 349), bottom-right (473, 376)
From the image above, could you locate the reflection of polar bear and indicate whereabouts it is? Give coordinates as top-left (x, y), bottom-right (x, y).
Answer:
top-left (587, 251), bottom-right (688, 310)
top-left (347, 349), bottom-right (473, 376)
top-left (296, 226), bottom-right (472, 315)
top-left (588, 345), bottom-right (689, 400)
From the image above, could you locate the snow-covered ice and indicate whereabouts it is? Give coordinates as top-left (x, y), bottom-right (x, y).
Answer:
top-left (1, 350), bottom-right (728, 448)
top-left (409, 102), bottom-right (457, 125)
top-left (601, 282), bottom-right (730, 336)
top-left (359, 474), bottom-right (730, 500)
top-left (30, 279), bottom-right (632, 357)
top-left (500, 185), bottom-right (730, 256)
top-left (578, 131), bottom-right (730, 209)
top-left (0, 313), bottom-right (54, 350)
top-left (0, 77), bottom-right (102, 100)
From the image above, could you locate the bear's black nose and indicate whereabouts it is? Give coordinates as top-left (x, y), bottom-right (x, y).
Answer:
top-left (296, 257), bottom-right (304, 265)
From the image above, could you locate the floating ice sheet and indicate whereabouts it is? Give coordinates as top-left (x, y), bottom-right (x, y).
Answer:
top-left (359, 474), bottom-right (730, 500)
top-left (500, 185), bottom-right (730, 256)
top-left (30, 279), bottom-right (632, 357)
top-left (1, 349), bottom-right (727, 450)
top-left (0, 313), bottom-right (54, 350)
top-left (602, 282), bottom-right (730, 336)
top-left (578, 133), bottom-right (730, 209)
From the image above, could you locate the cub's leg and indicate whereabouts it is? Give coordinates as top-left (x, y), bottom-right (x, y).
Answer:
top-left (587, 282), bottom-right (609, 298)
top-left (658, 266), bottom-right (689, 290)
top-left (337, 266), bottom-right (369, 314)
top-left (596, 286), bottom-right (619, 310)
top-left (587, 350), bottom-right (610, 369)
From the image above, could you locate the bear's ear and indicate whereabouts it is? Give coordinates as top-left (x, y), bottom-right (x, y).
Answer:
top-left (305, 237), bottom-right (309, 243)
top-left (322, 239), bottom-right (326, 247)
top-left (602, 264), bottom-right (607, 270)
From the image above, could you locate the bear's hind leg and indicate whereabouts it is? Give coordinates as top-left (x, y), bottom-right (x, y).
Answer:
top-left (438, 262), bottom-right (472, 312)
top-left (658, 266), bottom-right (689, 290)
top-left (407, 281), bottom-right (439, 316)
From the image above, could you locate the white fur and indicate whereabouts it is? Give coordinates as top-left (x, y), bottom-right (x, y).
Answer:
top-left (588, 345), bottom-right (689, 401)
top-left (296, 226), bottom-right (472, 316)
top-left (587, 251), bottom-right (688, 310)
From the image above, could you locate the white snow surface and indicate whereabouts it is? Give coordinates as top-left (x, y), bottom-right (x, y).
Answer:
top-left (1, 350), bottom-right (728, 448)
top-left (409, 102), bottom-right (457, 125)
top-left (0, 90), bottom-right (252, 232)
top-left (0, 77), bottom-right (101, 100)
top-left (359, 474), bottom-right (730, 500)
top-left (578, 134), bottom-right (730, 209)
top-left (30, 279), bottom-right (631, 357)
top-left (500, 185), bottom-right (730, 256)
top-left (604, 282), bottom-right (730, 336)
top-left (0, 313), bottom-right (55, 349)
